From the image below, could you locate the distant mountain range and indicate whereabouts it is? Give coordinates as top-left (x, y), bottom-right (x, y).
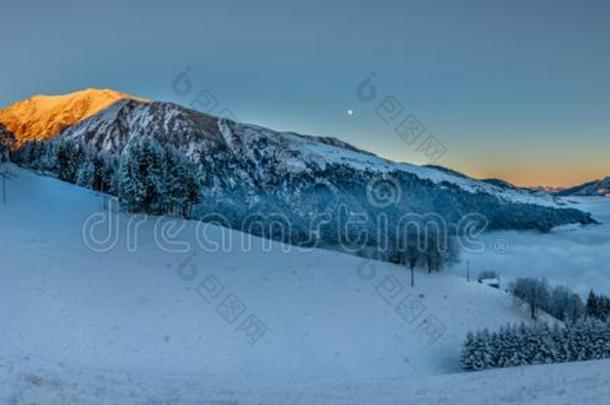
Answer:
top-left (554, 177), bottom-right (610, 197)
top-left (529, 185), bottom-right (566, 194)
top-left (0, 89), bottom-right (597, 253)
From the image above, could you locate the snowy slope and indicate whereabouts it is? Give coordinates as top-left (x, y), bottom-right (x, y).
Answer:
top-left (0, 163), bottom-right (589, 403)
top-left (3, 356), bottom-right (609, 404)
top-left (0, 164), bottom-right (536, 377)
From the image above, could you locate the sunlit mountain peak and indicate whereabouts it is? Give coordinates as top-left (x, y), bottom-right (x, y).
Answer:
top-left (0, 88), bottom-right (147, 145)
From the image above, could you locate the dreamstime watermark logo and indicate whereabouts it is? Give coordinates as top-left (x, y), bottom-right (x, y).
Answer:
top-left (366, 174), bottom-right (402, 208)
top-left (82, 197), bottom-right (194, 254)
top-left (356, 72), bottom-right (447, 164)
top-left (493, 239), bottom-right (509, 254)
top-left (456, 213), bottom-right (489, 254)
top-left (81, 180), bottom-right (492, 259)
top-left (81, 197), bottom-right (121, 253)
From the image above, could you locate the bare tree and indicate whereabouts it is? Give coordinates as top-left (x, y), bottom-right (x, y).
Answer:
top-left (511, 278), bottom-right (550, 320)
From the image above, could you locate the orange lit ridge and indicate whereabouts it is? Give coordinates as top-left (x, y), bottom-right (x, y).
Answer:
top-left (0, 88), bottom-right (147, 146)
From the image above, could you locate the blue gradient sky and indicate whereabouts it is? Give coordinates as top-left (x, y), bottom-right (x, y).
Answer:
top-left (2, 0), bottom-right (609, 186)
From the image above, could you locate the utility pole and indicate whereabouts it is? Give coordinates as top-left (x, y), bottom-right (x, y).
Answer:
top-left (410, 266), bottom-right (414, 288)
top-left (1, 172), bottom-right (6, 205)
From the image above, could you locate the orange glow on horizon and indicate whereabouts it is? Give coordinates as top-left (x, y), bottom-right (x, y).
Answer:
top-left (461, 164), bottom-right (608, 189)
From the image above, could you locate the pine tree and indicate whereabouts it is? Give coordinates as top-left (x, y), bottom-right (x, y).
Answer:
top-left (0, 126), bottom-right (14, 162)
top-left (477, 329), bottom-right (495, 370)
top-left (0, 144), bottom-right (7, 163)
top-left (586, 290), bottom-right (600, 319)
top-left (462, 320), bottom-right (610, 372)
top-left (118, 141), bottom-right (146, 212)
top-left (39, 142), bottom-right (58, 171)
top-left (102, 156), bottom-right (118, 194)
top-left (139, 138), bottom-right (167, 214)
top-left (76, 156), bottom-right (95, 188)
top-left (566, 293), bottom-right (585, 322)
top-left (184, 162), bottom-right (200, 217)
top-left (584, 290), bottom-right (610, 321)
top-left (56, 140), bottom-right (85, 182)
top-left (164, 145), bottom-right (189, 215)
top-left (460, 331), bottom-right (477, 370)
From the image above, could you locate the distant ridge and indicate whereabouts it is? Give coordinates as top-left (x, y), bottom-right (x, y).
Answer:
top-left (555, 177), bottom-right (610, 197)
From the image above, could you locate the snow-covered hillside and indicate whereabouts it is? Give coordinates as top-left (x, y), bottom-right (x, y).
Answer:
top-left (0, 164), bottom-right (533, 376)
top-left (3, 163), bottom-right (603, 403)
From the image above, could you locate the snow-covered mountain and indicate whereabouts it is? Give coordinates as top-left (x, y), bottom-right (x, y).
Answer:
top-left (53, 97), bottom-right (556, 208)
top-left (0, 89), bottom-right (146, 146)
top-left (0, 90), bottom-right (596, 249)
top-left (555, 177), bottom-right (610, 197)
top-left (55, 97), bottom-right (595, 234)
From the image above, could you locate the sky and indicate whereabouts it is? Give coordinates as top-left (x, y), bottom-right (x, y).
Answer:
top-left (1, 0), bottom-right (609, 187)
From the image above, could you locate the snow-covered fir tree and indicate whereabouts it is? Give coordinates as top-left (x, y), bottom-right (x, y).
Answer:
top-left (461, 319), bottom-right (610, 371)
top-left (76, 155), bottom-right (95, 188)
top-left (118, 140), bottom-right (147, 212)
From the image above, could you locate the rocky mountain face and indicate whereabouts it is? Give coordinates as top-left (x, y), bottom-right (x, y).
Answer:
top-left (555, 178), bottom-right (610, 197)
top-left (0, 90), bottom-right (597, 256)
top-left (56, 96), bottom-right (595, 226)
top-left (0, 89), bottom-right (146, 146)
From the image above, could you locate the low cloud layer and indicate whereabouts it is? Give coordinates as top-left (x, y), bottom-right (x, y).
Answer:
top-left (454, 198), bottom-right (610, 296)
